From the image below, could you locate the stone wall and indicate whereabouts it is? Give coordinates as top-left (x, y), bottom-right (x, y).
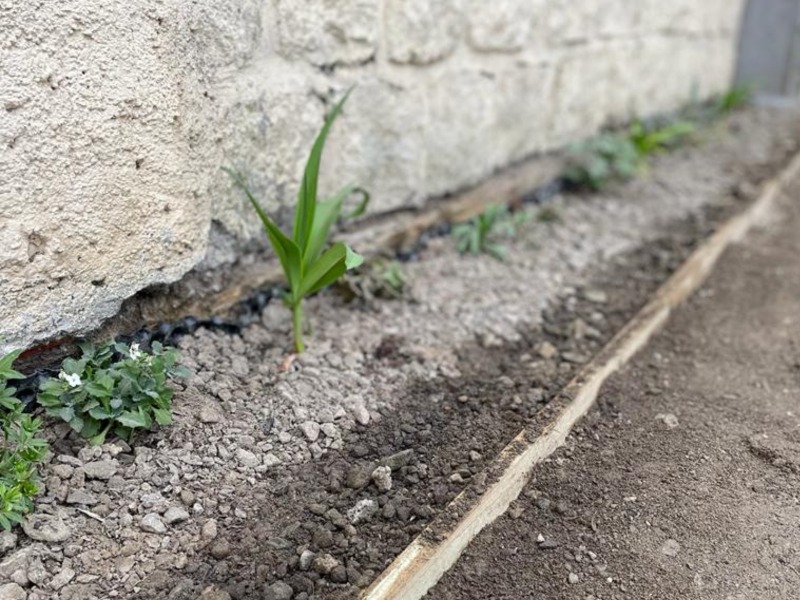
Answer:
top-left (0, 0), bottom-right (746, 352)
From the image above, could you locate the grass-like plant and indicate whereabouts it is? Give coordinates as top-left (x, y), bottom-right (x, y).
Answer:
top-left (226, 90), bottom-right (369, 353)
top-left (0, 350), bottom-right (48, 530)
top-left (716, 84), bottom-right (752, 114)
top-left (38, 341), bottom-right (188, 445)
top-left (453, 204), bottom-right (524, 261)
top-left (629, 120), bottom-right (695, 156)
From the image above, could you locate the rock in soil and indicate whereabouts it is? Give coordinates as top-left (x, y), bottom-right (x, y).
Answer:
top-left (0, 583), bottom-right (26, 600)
top-left (140, 513), bottom-right (167, 534)
top-left (347, 499), bottom-right (379, 524)
top-left (371, 466), bottom-right (392, 492)
top-left (198, 586), bottom-right (232, 600)
top-left (660, 539), bottom-right (680, 557)
top-left (21, 513), bottom-right (71, 543)
top-left (267, 581), bottom-right (294, 600)
top-left (80, 460), bottom-right (117, 480)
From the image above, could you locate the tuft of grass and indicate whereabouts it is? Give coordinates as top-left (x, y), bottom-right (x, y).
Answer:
top-left (225, 90), bottom-right (369, 353)
top-left (629, 120), bottom-right (695, 157)
top-left (716, 84), bottom-right (752, 114)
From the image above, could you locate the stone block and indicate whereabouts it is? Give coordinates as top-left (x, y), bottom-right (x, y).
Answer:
top-left (274, 0), bottom-right (379, 66)
top-left (547, 48), bottom-right (619, 145)
top-left (386, 0), bottom-right (462, 64)
top-left (465, 0), bottom-right (535, 53)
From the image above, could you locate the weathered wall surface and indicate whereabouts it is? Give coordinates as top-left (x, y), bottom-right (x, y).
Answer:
top-left (0, 0), bottom-right (745, 352)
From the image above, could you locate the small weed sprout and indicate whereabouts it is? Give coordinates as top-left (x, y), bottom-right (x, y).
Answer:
top-left (716, 84), bottom-right (752, 114)
top-left (0, 350), bottom-right (48, 530)
top-left (628, 120), bottom-right (695, 157)
top-left (452, 203), bottom-right (523, 261)
top-left (225, 90), bottom-right (369, 353)
top-left (339, 259), bottom-right (408, 303)
top-left (38, 341), bottom-right (189, 445)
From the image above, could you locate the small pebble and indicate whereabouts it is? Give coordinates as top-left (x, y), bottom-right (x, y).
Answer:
top-left (140, 514), bottom-right (166, 534)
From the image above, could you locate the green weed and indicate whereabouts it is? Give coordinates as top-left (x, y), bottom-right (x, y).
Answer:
top-left (338, 259), bottom-right (408, 303)
top-left (629, 120), bottom-right (695, 156)
top-left (452, 204), bottom-right (524, 261)
top-left (716, 84), bottom-right (752, 114)
top-left (563, 134), bottom-right (639, 191)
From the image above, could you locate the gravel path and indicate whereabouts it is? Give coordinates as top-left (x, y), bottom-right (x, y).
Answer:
top-left (431, 143), bottom-right (800, 600)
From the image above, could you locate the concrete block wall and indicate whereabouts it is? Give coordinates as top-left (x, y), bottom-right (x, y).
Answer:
top-left (0, 0), bottom-right (745, 352)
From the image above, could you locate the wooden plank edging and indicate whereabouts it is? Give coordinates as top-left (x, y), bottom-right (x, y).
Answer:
top-left (362, 151), bottom-right (800, 600)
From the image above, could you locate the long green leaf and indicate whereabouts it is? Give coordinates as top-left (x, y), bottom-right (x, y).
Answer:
top-left (304, 184), bottom-right (352, 267)
top-left (224, 168), bottom-right (302, 294)
top-left (294, 88), bottom-right (353, 256)
top-left (300, 243), bottom-right (363, 298)
top-left (305, 185), bottom-right (370, 268)
top-left (299, 243), bottom-right (347, 298)
top-left (0, 350), bottom-right (24, 380)
top-left (341, 186), bottom-right (370, 219)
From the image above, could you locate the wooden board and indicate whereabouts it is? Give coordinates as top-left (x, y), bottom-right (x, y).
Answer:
top-left (362, 151), bottom-right (800, 600)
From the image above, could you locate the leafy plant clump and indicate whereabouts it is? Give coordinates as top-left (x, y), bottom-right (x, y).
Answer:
top-left (453, 203), bottom-right (526, 261)
top-left (563, 134), bottom-right (640, 191)
top-left (566, 118), bottom-right (695, 191)
top-left (0, 350), bottom-right (48, 530)
top-left (38, 341), bottom-right (189, 445)
top-left (226, 90), bottom-right (369, 353)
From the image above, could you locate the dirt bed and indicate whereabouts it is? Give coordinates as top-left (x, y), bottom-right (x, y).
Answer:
top-left (2, 107), bottom-right (799, 600)
top-left (431, 143), bottom-right (800, 600)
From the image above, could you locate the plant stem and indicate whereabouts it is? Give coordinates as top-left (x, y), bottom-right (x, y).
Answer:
top-left (292, 302), bottom-right (305, 354)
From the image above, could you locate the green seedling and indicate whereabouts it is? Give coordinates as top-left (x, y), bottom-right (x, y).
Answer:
top-left (225, 90), bottom-right (369, 353)
top-left (38, 341), bottom-right (188, 445)
top-left (0, 350), bottom-right (48, 530)
top-left (452, 203), bottom-right (521, 261)
top-left (629, 120), bottom-right (695, 156)
top-left (339, 259), bottom-right (408, 303)
top-left (564, 134), bottom-right (639, 191)
top-left (716, 84), bottom-right (752, 114)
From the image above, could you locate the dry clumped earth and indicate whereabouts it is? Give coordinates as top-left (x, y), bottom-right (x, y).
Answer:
top-left (0, 106), bottom-right (798, 600)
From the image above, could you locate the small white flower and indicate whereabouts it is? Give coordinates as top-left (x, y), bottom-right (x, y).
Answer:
top-left (59, 371), bottom-right (81, 388)
top-left (129, 343), bottom-right (143, 360)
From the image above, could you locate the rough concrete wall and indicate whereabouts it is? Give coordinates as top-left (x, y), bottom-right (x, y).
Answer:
top-left (0, 0), bottom-right (745, 352)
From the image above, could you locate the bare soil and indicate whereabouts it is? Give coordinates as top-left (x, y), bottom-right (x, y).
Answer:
top-left (431, 146), bottom-right (800, 600)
